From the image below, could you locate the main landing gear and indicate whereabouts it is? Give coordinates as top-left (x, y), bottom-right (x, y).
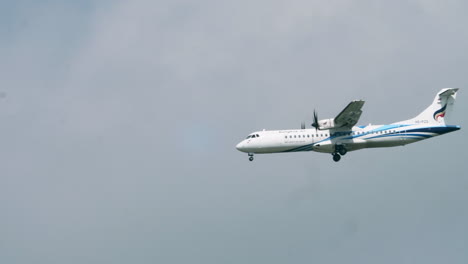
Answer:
top-left (332, 145), bottom-right (347, 162)
top-left (333, 153), bottom-right (341, 162)
top-left (248, 153), bottom-right (254, 161)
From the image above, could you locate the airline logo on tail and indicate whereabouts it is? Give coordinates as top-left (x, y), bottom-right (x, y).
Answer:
top-left (433, 104), bottom-right (447, 121)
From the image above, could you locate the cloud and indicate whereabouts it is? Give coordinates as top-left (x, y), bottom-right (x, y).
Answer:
top-left (1, 1), bottom-right (468, 264)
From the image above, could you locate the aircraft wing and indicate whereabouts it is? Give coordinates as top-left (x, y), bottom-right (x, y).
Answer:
top-left (334, 100), bottom-right (365, 129)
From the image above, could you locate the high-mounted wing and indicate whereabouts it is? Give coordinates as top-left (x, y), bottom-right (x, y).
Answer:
top-left (334, 100), bottom-right (365, 129)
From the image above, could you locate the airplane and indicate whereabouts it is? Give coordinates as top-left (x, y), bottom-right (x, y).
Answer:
top-left (236, 88), bottom-right (460, 162)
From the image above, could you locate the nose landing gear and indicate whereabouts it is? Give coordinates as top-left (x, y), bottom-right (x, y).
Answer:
top-left (248, 153), bottom-right (254, 161)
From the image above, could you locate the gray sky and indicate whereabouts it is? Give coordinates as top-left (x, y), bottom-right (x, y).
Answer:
top-left (1, 1), bottom-right (468, 263)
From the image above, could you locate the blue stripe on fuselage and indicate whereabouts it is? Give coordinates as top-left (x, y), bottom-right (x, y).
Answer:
top-left (281, 125), bottom-right (460, 153)
top-left (405, 125), bottom-right (460, 135)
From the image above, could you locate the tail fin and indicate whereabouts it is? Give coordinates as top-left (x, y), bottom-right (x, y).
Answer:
top-left (405, 88), bottom-right (459, 125)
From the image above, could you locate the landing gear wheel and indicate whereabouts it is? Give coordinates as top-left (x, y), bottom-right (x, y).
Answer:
top-left (338, 147), bottom-right (347, 156)
top-left (333, 153), bottom-right (341, 162)
top-left (335, 145), bottom-right (347, 156)
top-left (249, 156), bottom-right (254, 161)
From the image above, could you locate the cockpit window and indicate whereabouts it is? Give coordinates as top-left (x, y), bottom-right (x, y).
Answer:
top-left (246, 134), bottom-right (260, 139)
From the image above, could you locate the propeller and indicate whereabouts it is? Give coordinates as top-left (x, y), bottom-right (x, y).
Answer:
top-left (311, 109), bottom-right (319, 130)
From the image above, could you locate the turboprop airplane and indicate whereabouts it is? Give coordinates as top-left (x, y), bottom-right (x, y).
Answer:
top-left (236, 88), bottom-right (460, 162)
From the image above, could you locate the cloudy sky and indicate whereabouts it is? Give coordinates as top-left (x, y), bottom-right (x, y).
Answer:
top-left (1, 0), bottom-right (468, 263)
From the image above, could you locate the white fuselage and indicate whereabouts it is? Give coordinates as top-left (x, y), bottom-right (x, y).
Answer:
top-left (235, 123), bottom-right (460, 155)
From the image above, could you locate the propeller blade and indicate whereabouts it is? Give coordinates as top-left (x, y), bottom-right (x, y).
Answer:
top-left (312, 109), bottom-right (319, 130)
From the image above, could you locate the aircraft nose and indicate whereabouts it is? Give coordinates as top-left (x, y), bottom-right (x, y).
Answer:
top-left (236, 141), bottom-right (245, 151)
top-left (236, 142), bottom-right (242, 150)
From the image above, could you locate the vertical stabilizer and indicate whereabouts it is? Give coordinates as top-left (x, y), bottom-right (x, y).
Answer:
top-left (404, 88), bottom-right (459, 125)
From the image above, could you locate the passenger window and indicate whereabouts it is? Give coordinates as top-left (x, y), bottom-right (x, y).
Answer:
top-left (294, 135), bottom-right (296, 138)
top-left (307, 135), bottom-right (310, 137)
top-left (290, 135), bottom-right (292, 138)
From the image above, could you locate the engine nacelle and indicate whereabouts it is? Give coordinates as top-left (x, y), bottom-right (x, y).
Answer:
top-left (318, 118), bottom-right (335, 130)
